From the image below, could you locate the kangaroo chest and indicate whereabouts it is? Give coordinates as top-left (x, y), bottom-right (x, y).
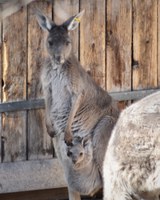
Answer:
top-left (43, 66), bottom-right (73, 134)
top-left (67, 163), bottom-right (102, 195)
top-left (51, 69), bottom-right (71, 109)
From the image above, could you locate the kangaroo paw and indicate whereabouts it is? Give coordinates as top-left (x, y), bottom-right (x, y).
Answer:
top-left (64, 131), bottom-right (73, 146)
top-left (46, 124), bottom-right (56, 138)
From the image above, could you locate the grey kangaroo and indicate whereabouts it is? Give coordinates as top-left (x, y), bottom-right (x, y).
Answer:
top-left (36, 9), bottom-right (119, 200)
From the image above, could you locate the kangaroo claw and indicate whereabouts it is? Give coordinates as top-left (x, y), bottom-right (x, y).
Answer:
top-left (64, 133), bottom-right (73, 146)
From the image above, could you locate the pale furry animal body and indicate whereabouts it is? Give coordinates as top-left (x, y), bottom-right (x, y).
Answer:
top-left (36, 10), bottom-right (119, 200)
top-left (103, 91), bottom-right (160, 200)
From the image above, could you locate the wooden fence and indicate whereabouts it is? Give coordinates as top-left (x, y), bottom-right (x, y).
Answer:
top-left (0, 0), bottom-right (160, 195)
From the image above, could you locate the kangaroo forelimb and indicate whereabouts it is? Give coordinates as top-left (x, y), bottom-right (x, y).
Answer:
top-left (64, 91), bottom-right (85, 145)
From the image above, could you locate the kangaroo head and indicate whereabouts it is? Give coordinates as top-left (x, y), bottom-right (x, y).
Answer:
top-left (36, 9), bottom-right (84, 65)
top-left (67, 135), bottom-right (93, 169)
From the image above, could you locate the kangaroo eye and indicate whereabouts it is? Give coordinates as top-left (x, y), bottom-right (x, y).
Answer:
top-left (79, 152), bottom-right (83, 157)
top-left (67, 151), bottom-right (72, 157)
top-left (66, 41), bottom-right (71, 46)
top-left (48, 40), bottom-right (53, 46)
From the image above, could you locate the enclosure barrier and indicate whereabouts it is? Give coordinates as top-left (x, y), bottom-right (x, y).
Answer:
top-left (0, 89), bottom-right (159, 113)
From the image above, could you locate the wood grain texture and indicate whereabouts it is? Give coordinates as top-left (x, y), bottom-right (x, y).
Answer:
top-left (53, 0), bottom-right (79, 57)
top-left (0, 88), bottom-right (159, 113)
top-left (80, 0), bottom-right (106, 89)
top-left (0, 187), bottom-right (102, 200)
top-left (27, 1), bottom-right (53, 160)
top-left (0, 188), bottom-right (69, 200)
top-left (0, 158), bottom-right (67, 193)
top-left (0, 22), bottom-right (2, 162)
top-left (2, 7), bottom-right (27, 162)
top-left (133, 0), bottom-right (157, 90)
top-left (106, 0), bottom-right (132, 92)
top-left (158, 0), bottom-right (160, 87)
top-left (0, 0), bottom-right (34, 20)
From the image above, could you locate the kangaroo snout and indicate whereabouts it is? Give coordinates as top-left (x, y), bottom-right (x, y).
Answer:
top-left (72, 158), bottom-right (78, 164)
top-left (72, 152), bottom-right (83, 164)
top-left (54, 54), bottom-right (64, 64)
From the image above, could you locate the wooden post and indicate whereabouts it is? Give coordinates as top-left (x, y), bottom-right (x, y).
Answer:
top-left (27, 1), bottom-right (53, 160)
top-left (0, 21), bottom-right (2, 162)
top-left (158, 0), bottom-right (160, 87)
top-left (80, 0), bottom-right (106, 89)
top-left (106, 0), bottom-right (132, 92)
top-left (2, 7), bottom-right (27, 162)
top-left (133, 0), bottom-right (158, 90)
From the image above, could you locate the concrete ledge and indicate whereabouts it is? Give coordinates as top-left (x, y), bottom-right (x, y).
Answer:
top-left (0, 158), bottom-right (67, 194)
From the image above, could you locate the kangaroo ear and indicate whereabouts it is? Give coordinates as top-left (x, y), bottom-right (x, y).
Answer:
top-left (35, 9), bottom-right (55, 31)
top-left (63, 10), bottom-right (85, 31)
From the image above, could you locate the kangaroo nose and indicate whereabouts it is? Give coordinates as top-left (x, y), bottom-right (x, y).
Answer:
top-left (72, 158), bottom-right (77, 164)
top-left (54, 55), bottom-right (61, 63)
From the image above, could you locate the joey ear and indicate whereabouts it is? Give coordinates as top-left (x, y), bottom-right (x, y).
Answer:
top-left (35, 9), bottom-right (55, 31)
top-left (63, 10), bottom-right (85, 31)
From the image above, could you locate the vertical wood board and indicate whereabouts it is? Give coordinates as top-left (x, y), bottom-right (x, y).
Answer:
top-left (80, 0), bottom-right (106, 89)
top-left (2, 8), bottom-right (27, 162)
top-left (106, 0), bottom-right (132, 92)
top-left (158, 0), bottom-right (160, 87)
top-left (0, 22), bottom-right (2, 162)
top-left (133, 0), bottom-right (157, 90)
top-left (27, 1), bottom-right (53, 160)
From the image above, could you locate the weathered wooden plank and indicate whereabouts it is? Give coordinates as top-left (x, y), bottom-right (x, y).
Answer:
top-left (0, 188), bottom-right (102, 200)
top-left (80, 0), bottom-right (106, 89)
top-left (0, 20), bottom-right (2, 162)
top-left (133, 0), bottom-right (157, 90)
top-left (0, 99), bottom-right (44, 113)
top-left (0, 0), bottom-right (34, 20)
top-left (27, 1), bottom-right (53, 160)
top-left (158, 0), bottom-right (160, 87)
top-left (53, 0), bottom-right (79, 57)
top-left (0, 188), bottom-right (68, 200)
top-left (106, 0), bottom-right (132, 92)
top-left (2, 7), bottom-right (27, 162)
top-left (0, 158), bottom-right (67, 194)
top-left (0, 188), bottom-right (69, 200)
top-left (0, 88), bottom-right (160, 113)
top-left (110, 89), bottom-right (159, 102)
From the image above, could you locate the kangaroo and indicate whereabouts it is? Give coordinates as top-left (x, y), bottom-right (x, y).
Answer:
top-left (103, 91), bottom-right (160, 200)
top-left (36, 10), bottom-right (119, 200)
top-left (66, 134), bottom-right (102, 196)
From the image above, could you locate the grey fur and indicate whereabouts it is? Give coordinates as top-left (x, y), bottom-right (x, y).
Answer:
top-left (36, 10), bottom-right (119, 200)
top-left (103, 91), bottom-right (160, 200)
top-left (67, 135), bottom-right (93, 169)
